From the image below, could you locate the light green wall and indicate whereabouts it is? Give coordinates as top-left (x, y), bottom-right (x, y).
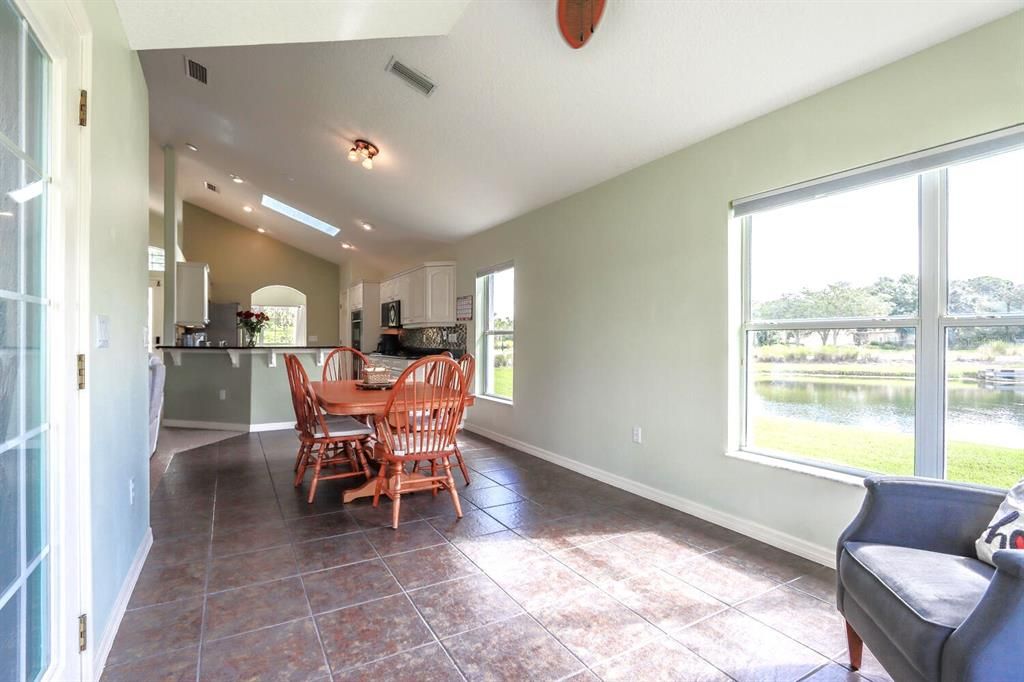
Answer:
top-left (84, 0), bottom-right (151, 648)
top-left (182, 202), bottom-right (341, 344)
top-left (447, 13), bottom-right (1024, 559)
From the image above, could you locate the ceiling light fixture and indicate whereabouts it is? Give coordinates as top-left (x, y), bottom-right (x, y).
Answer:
top-left (260, 194), bottom-right (340, 236)
top-left (347, 139), bottom-right (379, 170)
top-left (341, 242), bottom-right (353, 249)
top-left (243, 205), bottom-right (253, 213)
top-left (361, 222), bottom-right (373, 231)
top-left (185, 143), bottom-right (199, 152)
top-left (230, 174), bottom-right (244, 184)
top-left (257, 227), bottom-right (266, 233)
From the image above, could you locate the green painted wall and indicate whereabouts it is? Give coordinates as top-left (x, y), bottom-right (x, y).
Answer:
top-left (444, 13), bottom-right (1024, 559)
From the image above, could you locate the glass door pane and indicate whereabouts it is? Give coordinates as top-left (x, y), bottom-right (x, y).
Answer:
top-left (0, 2), bottom-right (51, 679)
top-left (945, 326), bottom-right (1024, 488)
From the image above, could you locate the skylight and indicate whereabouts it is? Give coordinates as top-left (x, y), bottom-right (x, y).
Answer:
top-left (260, 195), bottom-right (340, 236)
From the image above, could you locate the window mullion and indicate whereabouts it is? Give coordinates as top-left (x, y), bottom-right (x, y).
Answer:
top-left (915, 170), bottom-right (944, 479)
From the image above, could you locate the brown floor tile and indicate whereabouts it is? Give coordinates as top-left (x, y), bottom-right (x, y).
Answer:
top-left (286, 510), bottom-right (361, 543)
top-left (592, 636), bottom-right (729, 681)
top-left (318, 594), bottom-right (434, 673)
top-left (478, 466), bottom-right (530, 486)
top-left (106, 598), bottom-right (203, 667)
top-left (408, 574), bottom-right (523, 638)
top-left (146, 533), bottom-right (211, 568)
top-left (465, 456), bottom-right (524, 473)
top-left (482, 500), bottom-right (560, 529)
top-left (607, 571), bottom-right (727, 634)
top-left (458, 485), bottom-right (524, 508)
top-left (791, 564), bottom-right (838, 604)
top-left (443, 613), bottom-right (582, 680)
top-left (668, 553), bottom-right (780, 605)
top-left (428, 508), bottom-right (507, 540)
top-left (207, 545), bottom-right (298, 592)
top-left (553, 539), bottom-right (647, 587)
top-left (101, 646), bottom-right (198, 681)
top-left (151, 511), bottom-right (214, 539)
top-left (655, 516), bottom-right (745, 551)
top-left (211, 519), bottom-right (291, 557)
top-left (204, 577), bottom-right (310, 642)
top-left (364, 520), bottom-right (447, 556)
top-left (533, 590), bottom-right (659, 667)
top-left (127, 560), bottom-right (207, 609)
top-left (301, 558), bottom-right (402, 613)
top-left (452, 530), bottom-right (548, 575)
top-left (333, 642), bottom-right (462, 682)
top-left (399, 488), bottom-right (476, 520)
top-left (212, 501), bottom-right (283, 529)
top-left (737, 585), bottom-right (848, 658)
top-left (610, 527), bottom-right (707, 568)
top-left (514, 516), bottom-right (588, 552)
top-left (384, 543), bottom-right (479, 590)
top-left (716, 540), bottom-right (821, 583)
top-left (293, 532), bottom-right (377, 573)
top-left (488, 556), bottom-right (594, 613)
top-left (834, 646), bottom-right (893, 682)
top-left (674, 609), bottom-right (827, 682)
top-left (347, 501), bottom-right (415, 530)
top-left (200, 618), bottom-right (328, 681)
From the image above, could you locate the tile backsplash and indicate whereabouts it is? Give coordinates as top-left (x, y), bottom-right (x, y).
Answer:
top-left (400, 325), bottom-right (467, 351)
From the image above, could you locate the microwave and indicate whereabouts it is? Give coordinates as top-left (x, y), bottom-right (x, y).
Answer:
top-left (382, 300), bottom-right (401, 328)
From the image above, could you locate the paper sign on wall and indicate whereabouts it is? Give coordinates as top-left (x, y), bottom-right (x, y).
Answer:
top-left (456, 295), bottom-right (473, 321)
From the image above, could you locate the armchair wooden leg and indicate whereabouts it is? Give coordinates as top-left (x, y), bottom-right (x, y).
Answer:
top-left (845, 621), bottom-right (863, 671)
top-left (453, 445), bottom-right (471, 485)
top-left (443, 460), bottom-right (463, 519)
top-left (307, 445), bottom-right (324, 504)
top-left (391, 471), bottom-right (402, 530)
top-left (293, 443), bottom-right (310, 487)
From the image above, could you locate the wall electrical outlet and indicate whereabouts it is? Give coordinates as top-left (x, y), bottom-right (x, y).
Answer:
top-left (632, 426), bottom-right (643, 444)
top-left (218, 389), bottom-right (227, 401)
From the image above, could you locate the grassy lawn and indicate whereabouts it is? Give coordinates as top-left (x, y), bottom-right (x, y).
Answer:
top-left (491, 366), bottom-right (513, 400)
top-left (752, 415), bottom-right (1022, 488)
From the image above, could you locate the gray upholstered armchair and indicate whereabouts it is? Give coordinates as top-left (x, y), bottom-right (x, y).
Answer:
top-left (837, 476), bottom-right (1023, 682)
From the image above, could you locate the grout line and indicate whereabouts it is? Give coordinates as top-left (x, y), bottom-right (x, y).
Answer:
top-left (193, 444), bottom-right (221, 682)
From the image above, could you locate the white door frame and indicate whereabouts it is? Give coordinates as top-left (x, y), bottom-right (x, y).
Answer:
top-left (13, 1), bottom-right (93, 680)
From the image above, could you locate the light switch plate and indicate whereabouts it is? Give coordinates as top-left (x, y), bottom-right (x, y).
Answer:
top-left (95, 315), bottom-right (110, 349)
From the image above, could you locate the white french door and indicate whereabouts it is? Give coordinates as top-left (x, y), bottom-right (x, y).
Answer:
top-left (2, 1), bottom-right (89, 680)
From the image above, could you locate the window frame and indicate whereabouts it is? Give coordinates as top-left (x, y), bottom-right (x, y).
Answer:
top-left (478, 264), bottom-right (515, 403)
top-left (738, 134), bottom-right (1024, 482)
top-left (251, 304), bottom-right (306, 347)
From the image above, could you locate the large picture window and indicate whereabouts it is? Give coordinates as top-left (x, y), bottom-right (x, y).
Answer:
top-left (737, 130), bottom-right (1023, 488)
top-left (477, 265), bottom-right (514, 401)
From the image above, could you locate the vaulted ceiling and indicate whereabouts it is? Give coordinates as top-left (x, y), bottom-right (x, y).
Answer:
top-left (138, 0), bottom-right (1022, 270)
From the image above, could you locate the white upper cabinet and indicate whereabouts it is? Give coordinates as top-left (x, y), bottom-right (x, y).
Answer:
top-left (175, 261), bottom-right (209, 327)
top-left (380, 262), bottom-right (455, 328)
top-left (348, 282), bottom-right (364, 311)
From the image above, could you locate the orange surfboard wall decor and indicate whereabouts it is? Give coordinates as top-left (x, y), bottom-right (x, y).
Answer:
top-left (557, 0), bottom-right (606, 49)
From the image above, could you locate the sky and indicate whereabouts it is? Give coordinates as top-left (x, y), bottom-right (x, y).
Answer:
top-left (750, 148), bottom-right (1024, 305)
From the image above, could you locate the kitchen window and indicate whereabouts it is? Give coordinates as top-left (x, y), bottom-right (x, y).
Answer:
top-left (735, 127), bottom-right (1023, 488)
top-left (253, 305), bottom-right (305, 346)
top-left (478, 264), bottom-right (515, 401)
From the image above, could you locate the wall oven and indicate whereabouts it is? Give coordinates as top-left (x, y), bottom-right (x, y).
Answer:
top-left (351, 310), bottom-right (362, 350)
top-left (382, 300), bottom-right (401, 328)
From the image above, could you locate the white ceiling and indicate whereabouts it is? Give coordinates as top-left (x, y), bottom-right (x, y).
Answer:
top-left (115, 0), bottom-right (472, 50)
top-left (140, 0), bottom-right (1022, 269)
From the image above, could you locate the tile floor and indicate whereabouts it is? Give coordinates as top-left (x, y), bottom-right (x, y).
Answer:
top-left (103, 430), bottom-right (893, 681)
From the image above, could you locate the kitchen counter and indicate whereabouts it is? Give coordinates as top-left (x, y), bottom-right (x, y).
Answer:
top-left (158, 345), bottom-right (333, 368)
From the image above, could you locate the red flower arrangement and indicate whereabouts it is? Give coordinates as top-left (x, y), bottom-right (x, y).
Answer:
top-left (236, 309), bottom-right (270, 347)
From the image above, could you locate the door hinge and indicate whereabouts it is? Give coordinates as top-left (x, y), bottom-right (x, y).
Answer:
top-left (79, 90), bottom-right (87, 127)
top-left (78, 614), bottom-right (87, 652)
top-left (77, 354), bottom-right (86, 390)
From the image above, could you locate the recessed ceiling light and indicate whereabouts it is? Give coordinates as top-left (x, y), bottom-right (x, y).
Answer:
top-left (341, 242), bottom-right (353, 249)
top-left (230, 174), bottom-right (244, 184)
top-left (361, 222), bottom-right (373, 231)
top-left (260, 194), bottom-right (340, 237)
top-left (243, 205), bottom-right (253, 213)
top-left (257, 227), bottom-right (266, 233)
top-left (185, 143), bottom-right (198, 152)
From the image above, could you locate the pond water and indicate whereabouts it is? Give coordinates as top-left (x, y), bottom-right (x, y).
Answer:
top-left (751, 379), bottom-right (1024, 449)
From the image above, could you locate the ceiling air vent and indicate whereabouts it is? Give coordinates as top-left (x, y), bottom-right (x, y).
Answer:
top-left (386, 57), bottom-right (435, 97)
top-left (184, 57), bottom-right (208, 84)
top-left (204, 181), bottom-right (219, 193)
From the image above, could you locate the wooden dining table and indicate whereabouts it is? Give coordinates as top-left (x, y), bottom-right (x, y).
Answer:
top-left (311, 379), bottom-right (475, 503)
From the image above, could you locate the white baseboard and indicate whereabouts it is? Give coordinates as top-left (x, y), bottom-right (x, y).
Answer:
top-left (93, 527), bottom-right (153, 676)
top-left (463, 423), bottom-right (835, 568)
top-left (162, 419), bottom-right (291, 433)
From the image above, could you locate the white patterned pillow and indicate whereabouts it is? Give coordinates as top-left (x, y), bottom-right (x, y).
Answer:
top-left (976, 478), bottom-right (1024, 566)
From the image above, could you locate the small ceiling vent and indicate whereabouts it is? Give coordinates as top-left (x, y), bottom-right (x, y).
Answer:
top-left (204, 181), bottom-right (219, 193)
top-left (184, 57), bottom-right (208, 84)
top-left (386, 57), bottom-right (435, 97)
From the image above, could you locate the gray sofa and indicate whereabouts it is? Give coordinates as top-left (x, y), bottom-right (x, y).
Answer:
top-left (837, 475), bottom-right (1023, 681)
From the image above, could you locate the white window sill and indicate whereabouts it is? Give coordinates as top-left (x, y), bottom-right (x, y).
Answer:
top-left (476, 394), bottom-right (514, 407)
top-left (724, 449), bottom-right (866, 488)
